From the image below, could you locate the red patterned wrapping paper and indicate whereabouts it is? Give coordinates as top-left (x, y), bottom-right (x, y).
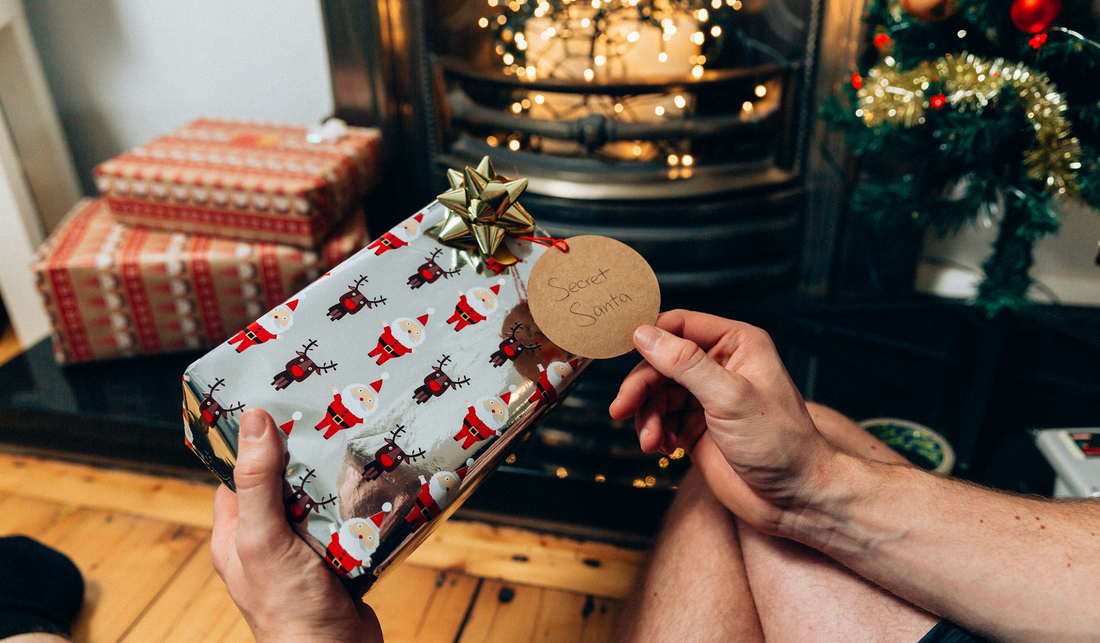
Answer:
top-left (182, 200), bottom-right (590, 597)
top-left (94, 119), bottom-right (381, 248)
top-left (31, 199), bottom-right (368, 364)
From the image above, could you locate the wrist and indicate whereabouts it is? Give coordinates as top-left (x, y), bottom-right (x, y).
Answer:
top-left (775, 450), bottom-right (883, 552)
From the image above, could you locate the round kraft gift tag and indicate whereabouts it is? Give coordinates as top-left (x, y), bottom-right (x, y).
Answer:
top-left (527, 235), bottom-right (660, 359)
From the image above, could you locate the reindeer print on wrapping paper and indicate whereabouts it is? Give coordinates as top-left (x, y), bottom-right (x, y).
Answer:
top-left (361, 425), bottom-right (426, 481)
top-left (328, 275), bottom-right (387, 321)
top-left (412, 355), bottom-right (471, 404)
top-left (285, 468), bottom-right (337, 523)
top-left (199, 378), bottom-right (245, 426)
top-left (407, 248), bottom-right (461, 289)
top-left (272, 339), bottom-right (338, 390)
top-left (489, 322), bottom-right (543, 367)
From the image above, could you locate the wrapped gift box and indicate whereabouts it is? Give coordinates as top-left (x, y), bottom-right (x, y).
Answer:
top-left (183, 198), bottom-right (589, 596)
top-left (94, 119), bottom-right (381, 248)
top-left (31, 198), bottom-right (368, 364)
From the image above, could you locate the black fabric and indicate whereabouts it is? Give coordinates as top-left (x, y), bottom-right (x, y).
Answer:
top-left (0, 612), bottom-right (67, 638)
top-left (0, 535), bottom-right (84, 638)
top-left (918, 620), bottom-right (994, 643)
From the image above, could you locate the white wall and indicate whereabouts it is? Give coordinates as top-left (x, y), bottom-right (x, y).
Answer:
top-left (916, 200), bottom-right (1100, 307)
top-left (23, 0), bottom-right (334, 194)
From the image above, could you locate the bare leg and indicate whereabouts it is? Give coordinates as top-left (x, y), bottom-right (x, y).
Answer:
top-left (735, 402), bottom-right (939, 643)
top-left (614, 467), bottom-right (764, 643)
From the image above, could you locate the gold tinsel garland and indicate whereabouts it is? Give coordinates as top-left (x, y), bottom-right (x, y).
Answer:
top-left (855, 52), bottom-right (1083, 196)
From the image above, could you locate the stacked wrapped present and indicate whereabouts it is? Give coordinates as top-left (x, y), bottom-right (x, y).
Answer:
top-left (31, 118), bottom-right (381, 364)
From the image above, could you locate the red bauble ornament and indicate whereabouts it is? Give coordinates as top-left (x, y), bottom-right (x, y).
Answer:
top-left (1010, 0), bottom-right (1062, 34)
top-left (900, 0), bottom-right (959, 21)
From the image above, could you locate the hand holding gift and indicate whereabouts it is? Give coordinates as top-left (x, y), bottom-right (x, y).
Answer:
top-left (211, 409), bottom-right (383, 643)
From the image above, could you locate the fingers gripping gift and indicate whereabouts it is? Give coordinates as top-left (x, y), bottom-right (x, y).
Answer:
top-left (183, 157), bottom-right (590, 595)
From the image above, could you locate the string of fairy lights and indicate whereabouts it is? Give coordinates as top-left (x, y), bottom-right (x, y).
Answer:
top-left (469, 0), bottom-right (778, 164)
top-left (482, 0), bottom-right (741, 82)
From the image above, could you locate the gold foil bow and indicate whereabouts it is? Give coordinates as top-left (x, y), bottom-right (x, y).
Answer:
top-left (432, 156), bottom-right (536, 269)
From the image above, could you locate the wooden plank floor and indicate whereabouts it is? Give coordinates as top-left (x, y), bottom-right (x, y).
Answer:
top-left (0, 451), bottom-right (644, 642)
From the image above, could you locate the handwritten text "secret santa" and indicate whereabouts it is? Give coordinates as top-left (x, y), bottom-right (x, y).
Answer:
top-left (546, 269), bottom-right (634, 328)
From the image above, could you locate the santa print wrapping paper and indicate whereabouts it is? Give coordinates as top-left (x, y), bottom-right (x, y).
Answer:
top-left (94, 119), bottom-right (382, 248)
top-left (183, 200), bottom-right (590, 596)
top-left (31, 198), bottom-right (368, 365)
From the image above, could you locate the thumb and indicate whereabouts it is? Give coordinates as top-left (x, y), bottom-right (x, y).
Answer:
top-left (233, 409), bottom-right (293, 551)
top-left (633, 325), bottom-right (747, 415)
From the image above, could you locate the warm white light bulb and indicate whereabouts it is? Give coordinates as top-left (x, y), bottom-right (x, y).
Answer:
top-left (503, 53), bottom-right (514, 65)
top-left (614, 103), bottom-right (624, 113)
top-left (658, 52), bottom-right (668, 62)
top-left (512, 102), bottom-right (523, 113)
top-left (710, 26), bottom-right (721, 37)
top-left (691, 65), bottom-right (704, 78)
top-left (655, 106), bottom-right (665, 115)
top-left (584, 68), bottom-right (594, 81)
top-left (509, 139), bottom-right (521, 150)
top-left (698, 8), bottom-right (709, 20)
top-left (535, 94), bottom-right (545, 104)
top-left (628, 31), bottom-right (640, 42)
top-left (487, 136), bottom-right (499, 146)
top-left (692, 32), bottom-right (705, 45)
top-left (754, 85), bottom-right (766, 97)
top-left (595, 55), bottom-right (606, 66)
top-left (674, 95), bottom-right (686, 108)
top-left (667, 154), bottom-right (679, 165)
top-left (479, 17), bottom-right (489, 27)
top-left (682, 155), bottom-right (693, 166)
top-left (742, 101), bottom-right (753, 111)
top-left (525, 66), bottom-right (536, 78)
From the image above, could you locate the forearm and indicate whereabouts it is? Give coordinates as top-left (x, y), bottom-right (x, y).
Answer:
top-left (780, 453), bottom-right (1100, 643)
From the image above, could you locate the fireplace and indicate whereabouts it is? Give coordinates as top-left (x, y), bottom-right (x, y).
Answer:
top-left (318, 0), bottom-right (862, 535)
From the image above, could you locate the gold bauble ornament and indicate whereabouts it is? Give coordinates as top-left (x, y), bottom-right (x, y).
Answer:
top-left (900, 0), bottom-right (959, 21)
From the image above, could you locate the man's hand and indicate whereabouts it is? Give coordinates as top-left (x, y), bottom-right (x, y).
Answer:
top-left (610, 310), bottom-right (840, 533)
top-left (211, 409), bottom-right (383, 643)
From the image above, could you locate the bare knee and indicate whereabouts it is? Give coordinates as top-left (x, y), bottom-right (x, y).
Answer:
top-left (666, 467), bottom-right (730, 521)
top-left (805, 402), bottom-right (910, 466)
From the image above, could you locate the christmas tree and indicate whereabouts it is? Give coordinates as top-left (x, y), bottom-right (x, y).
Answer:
top-left (823, 0), bottom-right (1100, 316)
